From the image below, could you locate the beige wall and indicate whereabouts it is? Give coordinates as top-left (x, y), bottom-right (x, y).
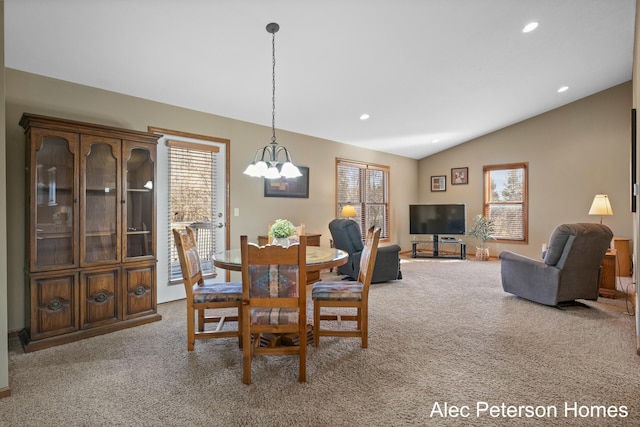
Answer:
top-left (4, 69), bottom-right (418, 331)
top-left (419, 82), bottom-right (633, 260)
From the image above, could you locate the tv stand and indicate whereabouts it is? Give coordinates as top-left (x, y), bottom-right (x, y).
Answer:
top-left (411, 235), bottom-right (466, 259)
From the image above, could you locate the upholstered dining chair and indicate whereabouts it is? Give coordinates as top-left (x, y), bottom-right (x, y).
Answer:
top-left (240, 234), bottom-right (308, 384)
top-left (312, 226), bottom-right (380, 348)
top-left (173, 228), bottom-right (242, 351)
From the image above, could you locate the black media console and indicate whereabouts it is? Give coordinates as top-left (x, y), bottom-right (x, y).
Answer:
top-left (411, 235), bottom-right (466, 259)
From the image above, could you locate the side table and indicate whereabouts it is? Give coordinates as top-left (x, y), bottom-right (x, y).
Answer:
top-left (611, 237), bottom-right (632, 277)
top-left (599, 249), bottom-right (617, 298)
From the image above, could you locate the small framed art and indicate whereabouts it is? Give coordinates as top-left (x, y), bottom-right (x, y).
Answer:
top-left (451, 167), bottom-right (468, 185)
top-left (264, 166), bottom-right (310, 198)
top-left (431, 175), bottom-right (446, 192)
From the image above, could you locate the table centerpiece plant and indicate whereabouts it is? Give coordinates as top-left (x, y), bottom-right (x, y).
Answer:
top-left (468, 214), bottom-right (496, 261)
top-left (269, 219), bottom-right (296, 247)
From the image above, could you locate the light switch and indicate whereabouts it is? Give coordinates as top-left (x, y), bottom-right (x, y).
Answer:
top-left (234, 208), bottom-right (240, 217)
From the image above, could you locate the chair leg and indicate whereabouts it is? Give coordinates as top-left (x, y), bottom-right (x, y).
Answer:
top-left (237, 305), bottom-right (243, 348)
top-left (313, 300), bottom-right (320, 347)
top-left (187, 305), bottom-right (195, 351)
top-left (361, 304), bottom-right (368, 348)
top-left (198, 309), bottom-right (205, 332)
top-left (242, 307), bottom-right (252, 384)
top-left (299, 325), bottom-right (307, 382)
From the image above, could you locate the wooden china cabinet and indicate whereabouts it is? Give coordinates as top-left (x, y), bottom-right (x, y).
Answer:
top-left (19, 113), bottom-right (162, 352)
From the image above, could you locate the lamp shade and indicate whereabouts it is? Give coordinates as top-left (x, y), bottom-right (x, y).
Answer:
top-left (341, 205), bottom-right (357, 218)
top-left (588, 194), bottom-right (613, 224)
top-left (589, 194), bottom-right (613, 216)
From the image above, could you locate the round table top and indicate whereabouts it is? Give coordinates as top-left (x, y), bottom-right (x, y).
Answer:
top-left (213, 246), bottom-right (348, 272)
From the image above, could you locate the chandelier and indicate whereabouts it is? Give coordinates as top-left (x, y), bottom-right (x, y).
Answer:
top-left (243, 22), bottom-right (302, 179)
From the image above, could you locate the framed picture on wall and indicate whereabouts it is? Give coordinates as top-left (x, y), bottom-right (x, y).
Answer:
top-left (431, 175), bottom-right (446, 192)
top-left (451, 167), bottom-right (468, 185)
top-left (264, 166), bottom-right (309, 198)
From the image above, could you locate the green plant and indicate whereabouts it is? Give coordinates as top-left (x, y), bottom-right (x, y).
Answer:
top-left (269, 219), bottom-right (296, 238)
top-left (468, 214), bottom-right (495, 249)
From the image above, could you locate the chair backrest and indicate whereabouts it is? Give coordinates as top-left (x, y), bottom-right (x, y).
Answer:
top-left (544, 223), bottom-right (613, 268)
top-left (267, 221), bottom-right (305, 244)
top-left (328, 218), bottom-right (364, 254)
top-left (188, 221), bottom-right (214, 265)
top-left (172, 227), bottom-right (204, 297)
top-left (543, 223), bottom-right (613, 300)
top-left (358, 227), bottom-right (381, 292)
top-left (241, 234), bottom-right (307, 315)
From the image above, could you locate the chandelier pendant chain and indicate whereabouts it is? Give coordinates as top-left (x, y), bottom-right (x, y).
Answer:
top-left (243, 22), bottom-right (301, 179)
top-left (271, 30), bottom-right (277, 145)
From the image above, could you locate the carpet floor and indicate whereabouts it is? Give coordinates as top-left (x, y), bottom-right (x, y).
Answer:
top-left (1, 257), bottom-right (638, 426)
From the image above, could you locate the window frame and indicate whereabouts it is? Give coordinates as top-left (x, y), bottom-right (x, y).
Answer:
top-left (336, 158), bottom-right (391, 241)
top-left (483, 162), bottom-right (528, 244)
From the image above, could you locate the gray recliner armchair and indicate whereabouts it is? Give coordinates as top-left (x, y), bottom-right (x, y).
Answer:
top-left (328, 219), bottom-right (402, 283)
top-left (499, 223), bottom-right (613, 306)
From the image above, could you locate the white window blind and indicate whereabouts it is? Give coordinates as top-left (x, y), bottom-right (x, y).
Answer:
top-left (483, 163), bottom-right (528, 243)
top-left (168, 140), bottom-right (220, 282)
top-left (336, 159), bottom-right (390, 239)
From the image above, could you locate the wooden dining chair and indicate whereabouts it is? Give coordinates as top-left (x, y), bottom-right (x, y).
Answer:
top-left (240, 234), bottom-right (308, 384)
top-left (312, 226), bottom-right (380, 348)
top-left (173, 228), bottom-right (242, 351)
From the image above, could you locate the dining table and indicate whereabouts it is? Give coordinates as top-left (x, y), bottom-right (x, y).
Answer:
top-left (213, 245), bottom-right (349, 274)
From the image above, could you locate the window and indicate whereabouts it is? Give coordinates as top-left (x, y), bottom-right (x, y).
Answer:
top-left (483, 163), bottom-right (528, 243)
top-left (336, 158), bottom-right (390, 240)
top-left (168, 140), bottom-right (221, 282)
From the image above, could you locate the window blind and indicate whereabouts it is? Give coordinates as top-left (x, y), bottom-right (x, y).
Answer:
top-left (484, 164), bottom-right (528, 243)
top-left (337, 159), bottom-right (390, 239)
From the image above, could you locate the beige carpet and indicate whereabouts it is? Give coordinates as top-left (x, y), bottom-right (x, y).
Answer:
top-left (1, 257), bottom-right (639, 426)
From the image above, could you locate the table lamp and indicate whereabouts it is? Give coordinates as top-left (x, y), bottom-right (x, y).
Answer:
top-left (588, 194), bottom-right (613, 224)
top-left (341, 205), bottom-right (357, 219)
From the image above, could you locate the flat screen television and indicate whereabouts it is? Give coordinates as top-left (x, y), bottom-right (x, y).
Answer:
top-left (409, 204), bottom-right (466, 236)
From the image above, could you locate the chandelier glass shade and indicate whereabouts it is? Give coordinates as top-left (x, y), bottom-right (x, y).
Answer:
top-left (243, 22), bottom-right (302, 180)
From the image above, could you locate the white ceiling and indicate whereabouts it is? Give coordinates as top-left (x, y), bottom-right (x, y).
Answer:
top-left (5, 0), bottom-right (636, 159)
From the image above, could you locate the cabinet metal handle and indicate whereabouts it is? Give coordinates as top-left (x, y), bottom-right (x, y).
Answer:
top-left (94, 292), bottom-right (108, 303)
top-left (134, 285), bottom-right (146, 296)
top-left (48, 299), bottom-right (63, 311)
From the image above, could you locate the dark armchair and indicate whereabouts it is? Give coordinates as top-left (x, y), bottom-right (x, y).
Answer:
top-left (328, 218), bottom-right (402, 283)
top-left (499, 223), bottom-right (613, 306)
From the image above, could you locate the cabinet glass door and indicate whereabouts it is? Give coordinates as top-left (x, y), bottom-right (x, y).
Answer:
top-left (33, 132), bottom-right (76, 269)
top-left (124, 145), bottom-right (155, 259)
top-left (81, 138), bottom-right (120, 264)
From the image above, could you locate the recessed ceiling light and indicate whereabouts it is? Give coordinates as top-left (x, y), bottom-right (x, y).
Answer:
top-left (522, 22), bottom-right (539, 33)
top-left (360, 113), bottom-right (370, 120)
top-left (557, 86), bottom-right (569, 93)
top-left (431, 139), bottom-right (440, 144)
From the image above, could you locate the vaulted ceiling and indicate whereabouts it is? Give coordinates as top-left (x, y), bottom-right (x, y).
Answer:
top-left (5, 0), bottom-right (636, 159)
